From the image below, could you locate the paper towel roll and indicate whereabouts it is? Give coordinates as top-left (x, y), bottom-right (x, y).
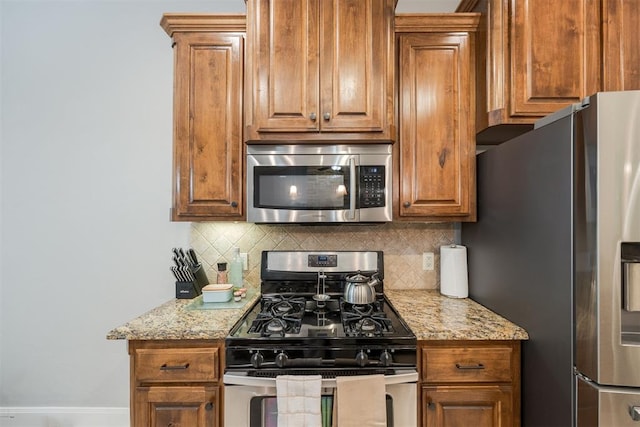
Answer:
top-left (440, 245), bottom-right (469, 298)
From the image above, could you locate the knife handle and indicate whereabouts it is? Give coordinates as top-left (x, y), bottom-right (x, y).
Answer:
top-left (188, 248), bottom-right (199, 265)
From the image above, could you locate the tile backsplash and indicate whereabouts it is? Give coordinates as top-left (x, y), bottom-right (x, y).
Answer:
top-left (190, 222), bottom-right (455, 290)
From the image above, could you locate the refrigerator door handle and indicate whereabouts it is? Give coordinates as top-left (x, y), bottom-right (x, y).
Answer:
top-left (623, 261), bottom-right (640, 312)
top-left (629, 405), bottom-right (640, 421)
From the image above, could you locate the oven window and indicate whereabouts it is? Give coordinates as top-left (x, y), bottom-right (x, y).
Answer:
top-left (253, 166), bottom-right (350, 210)
top-left (248, 394), bottom-right (394, 427)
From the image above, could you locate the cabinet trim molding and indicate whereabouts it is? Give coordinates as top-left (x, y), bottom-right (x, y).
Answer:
top-left (160, 14), bottom-right (246, 36)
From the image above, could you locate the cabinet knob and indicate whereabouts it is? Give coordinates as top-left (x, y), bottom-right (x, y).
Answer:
top-left (323, 112), bottom-right (330, 121)
top-left (205, 402), bottom-right (214, 411)
top-left (310, 112), bottom-right (317, 121)
top-left (231, 201), bottom-right (238, 208)
top-left (629, 405), bottom-right (640, 421)
top-left (403, 202), bottom-right (411, 208)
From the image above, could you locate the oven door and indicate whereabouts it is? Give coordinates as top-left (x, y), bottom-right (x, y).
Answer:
top-left (223, 371), bottom-right (418, 427)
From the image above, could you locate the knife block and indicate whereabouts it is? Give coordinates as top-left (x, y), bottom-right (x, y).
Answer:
top-left (175, 281), bottom-right (200, 299)
top-left (175, 264), bottom-right (209, 299)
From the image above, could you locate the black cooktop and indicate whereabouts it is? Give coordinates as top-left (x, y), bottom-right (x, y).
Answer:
top-left (228, 293), bottom-right (412, 341)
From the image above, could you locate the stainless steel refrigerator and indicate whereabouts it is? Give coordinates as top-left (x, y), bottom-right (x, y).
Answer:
top-left (462, 90), bottom-right (640, 426)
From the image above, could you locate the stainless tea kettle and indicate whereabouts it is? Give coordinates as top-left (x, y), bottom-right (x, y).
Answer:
top-left (344, 271), bottom-right (381, 304)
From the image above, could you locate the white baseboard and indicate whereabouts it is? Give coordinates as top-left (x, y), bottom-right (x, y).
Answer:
top-left (0, 407), bottom-right (129, 427)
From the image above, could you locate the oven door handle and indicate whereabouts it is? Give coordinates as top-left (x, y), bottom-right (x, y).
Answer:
top-left (223, 370), bottom-right (418, 388)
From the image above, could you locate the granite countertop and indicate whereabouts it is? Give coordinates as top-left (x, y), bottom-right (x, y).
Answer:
top-left (385, 289), bottom-right (529, 340)
top-left (107, 289), bottom-right (528, 341)
top-left (106, 290), bottom-right (260, 340)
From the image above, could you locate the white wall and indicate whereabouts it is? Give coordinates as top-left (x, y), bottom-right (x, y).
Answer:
top-left (0, 0), bottom-right (457, 417)
top-left (0, 0), bottom-right (246, 409)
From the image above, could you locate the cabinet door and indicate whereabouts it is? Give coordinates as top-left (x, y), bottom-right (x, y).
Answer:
top-left (245, 0), bottom-right (394, 141)
top-left (171, 32), bottom-right (244, 220)
top-left (246, 0), bottom-right (319, 134)
top-left (319, 0), bottom-right (391, 134)
top-left (469, 0), bottom-right (601, 131)
top-left (423, 385), bottom-right (513, 427)
top-left (603, 0), bottom-right (640, 91)
top-left (134, 386), bottom-right (219, 427)
top-left (510, 0), bottom-right (601, 117)
top-left (397, 32), bottom-right (475, 221)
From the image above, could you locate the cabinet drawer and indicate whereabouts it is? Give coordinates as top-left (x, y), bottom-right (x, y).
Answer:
top-left (134, 347), bottom-right (219, 383)
top-left (422, 346), bottom-right (513, 383)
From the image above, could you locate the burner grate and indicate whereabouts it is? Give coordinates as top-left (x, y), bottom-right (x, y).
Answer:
top-left (341, 300), bottom-right (394, 337)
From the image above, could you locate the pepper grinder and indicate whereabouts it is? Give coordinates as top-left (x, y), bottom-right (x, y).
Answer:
top-left (216, 262), bottom-right (228, 284)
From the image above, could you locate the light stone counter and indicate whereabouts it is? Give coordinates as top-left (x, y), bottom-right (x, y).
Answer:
top-left (107, 289), bottom-right (527, 341)
top-left (106, 291), bottom-right (260, 340)
top-left (385, 289), bottom-right (529, 340)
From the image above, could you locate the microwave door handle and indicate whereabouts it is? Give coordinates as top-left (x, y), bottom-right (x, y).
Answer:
top-left (348, 158), bottom-right (356, 220)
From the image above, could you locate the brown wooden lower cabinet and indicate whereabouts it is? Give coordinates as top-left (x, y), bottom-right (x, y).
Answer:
top-left (418, 340), bottom-right (521, 427)
top-left (134, 385), bottom-right (219, 427)
top-left (129, 340), bottom-right (224, 427)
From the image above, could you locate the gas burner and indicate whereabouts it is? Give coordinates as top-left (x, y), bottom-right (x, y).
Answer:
top-left (273, 301), bottom-right (296, 314)
top-left (360, 318), bottom-right (377, 332)
top-left (247, 312), bottom-right (303, 337)
top-left (266, 319), bottom-right (285, 333)
top-left (262, 296), bottom-right (306, 319)
top-left (341, 299), bottom-right (394, 337)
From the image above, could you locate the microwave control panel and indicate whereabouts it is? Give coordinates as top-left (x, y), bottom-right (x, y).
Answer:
top-left (358, 166), bottom-right (385, 208)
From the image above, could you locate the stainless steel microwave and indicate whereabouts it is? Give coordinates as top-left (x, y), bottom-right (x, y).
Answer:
top-left (246, 144), bottom-right (392, 223)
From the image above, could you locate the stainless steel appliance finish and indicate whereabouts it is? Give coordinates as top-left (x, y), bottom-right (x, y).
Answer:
top-left (577, 375), bottom-right (640, 426)
top-left (224, 375), bottom-right (417, 427)
top-left (246, 144), bottom-right (392, 223)
top-left (223, 250), bottom-right (417, 427)
top-left (462, 90), bottom-right (640, 426)
top-left (462, 91), bottom-right (640, 427)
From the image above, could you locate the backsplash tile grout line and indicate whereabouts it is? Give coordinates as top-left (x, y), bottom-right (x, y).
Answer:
top-left (190, 222), bottom-right (455, 290)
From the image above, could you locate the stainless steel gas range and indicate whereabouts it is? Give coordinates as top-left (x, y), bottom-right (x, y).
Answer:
top-left (223, 250), bottom-right (417, 427)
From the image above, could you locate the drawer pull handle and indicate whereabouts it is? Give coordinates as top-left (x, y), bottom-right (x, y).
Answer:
top-left (160, 363), bottom-right (190, 371)
top-left (455, 363), bottom-right (485, 370)
top-left (629, 405), bottom-right (640, 421)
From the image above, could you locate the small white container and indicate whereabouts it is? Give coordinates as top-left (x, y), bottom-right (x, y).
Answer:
top-left (202, 284), bottom-right (233, 303)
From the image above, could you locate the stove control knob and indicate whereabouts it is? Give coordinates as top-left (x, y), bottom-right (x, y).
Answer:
top-left (379, 350), bottom-right (393, 367)
top-left (250, 351), bottom-right (264, 368)
top-left (275, 352), bottom-right (288, 368)
top-left (355, 350), bottom-right (369, 367)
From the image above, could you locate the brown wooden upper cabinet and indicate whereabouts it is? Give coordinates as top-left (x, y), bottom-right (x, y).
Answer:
top-left (161, 15), bottom-right (245, 221)
top-left (395, 15), bottom-right (479, 222)
top-left (244, 0), bottom-right (396, 142)
top-left (458, 0), bottom-right (640, 143)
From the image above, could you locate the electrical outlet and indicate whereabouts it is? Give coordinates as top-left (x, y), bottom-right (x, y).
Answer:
top-left (423, 252), bottom-right (434, 271)
top-left (240, 253), bottom-right (248, 271)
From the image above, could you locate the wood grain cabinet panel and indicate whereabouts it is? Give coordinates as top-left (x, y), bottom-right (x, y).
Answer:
top-left (603, 0), bottom-right (640, 91)
top-left (129, 340), bottom-right (224, 427)
top-left (418, 340), bottom-right (521, 427)
top-left (161, 15), bottom-right (245, 221)
top-left (395, 15), bottom-right (478, 221)
top-left (459, 0), bottom-right (640, 143)
top-left (510, 0), bottom-right (601, 117)
top-left (244, 0), bottom-right (395, 142)
top-left (423, 385), bottom-right (513, 427)
top-left (134, 347), bottom-right (219, 383)
top-left (134, 386), bottom-right (219, 427)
